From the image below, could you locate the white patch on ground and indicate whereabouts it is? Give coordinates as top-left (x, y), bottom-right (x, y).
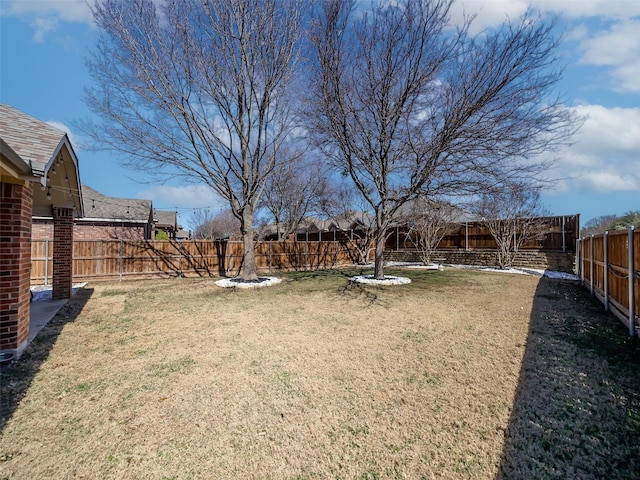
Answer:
top-left (215, 277), bottom-right (282, 289)
top-left (404, 264), bottom-right (444, 270)
top-left (350, 275), bottom-right (411, 285)
top-left (30, 283), bottom-right (87, 302)
top-left (407, 263), bottom-right (580, 281)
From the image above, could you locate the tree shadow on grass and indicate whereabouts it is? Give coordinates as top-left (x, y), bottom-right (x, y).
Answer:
top-left (0, 287), bottom-right (94, 433)
top-left (497, 278), bottom-right (640, 479)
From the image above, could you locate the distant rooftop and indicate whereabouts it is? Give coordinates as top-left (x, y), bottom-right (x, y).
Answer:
top-left (154, 210), bottom-right (177, 229)
top-left (82, 185), bottom-right (152, 222)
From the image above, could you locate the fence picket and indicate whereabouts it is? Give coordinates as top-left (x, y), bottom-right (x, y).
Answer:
top-left (30, 239), bottom-right (359, 283)
top-left (577, 228), bottom-right (639, 336)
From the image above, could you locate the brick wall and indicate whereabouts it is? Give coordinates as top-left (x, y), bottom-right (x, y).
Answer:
top-left (32, 219), bottom-right (147, 241)
top-left (32, 220), bottom-right (54, 239)
top-left (384, 249), bottom-right (576, 273)
top-left (73, 223), bottom-right (147, 240)
top-left (0, 182), bottom-right (33, 356)
top-left (52, 207), bottom-right (74, 300)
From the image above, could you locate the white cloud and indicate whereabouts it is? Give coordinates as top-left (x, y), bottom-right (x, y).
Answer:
top-left (450, 0), bottom-right (640, 29)
top-left (30, 16), bottom-right (57, 42)
top-left (450, 0), bottom-right (530, 33)
top-left (547, 104), bottom-right (640, 194)
top-left (136, 185), bottom-right (226, 211)
top-left (533, 0), bottom-right (640, 20)
top-left (45, 120), bottom-right (85, 151)
top-left (448, 2), bottom-right (640, 93)
top-left (1, 0), bottom-right (94, 23)
top-left (572, 105), bottom-right (640, 153)
top-left (1, 0), bottom-right (95, 41)
top-left (578, 172), bottom-right (638, 192)
top-left (577, 20), bottom-right (640, 93)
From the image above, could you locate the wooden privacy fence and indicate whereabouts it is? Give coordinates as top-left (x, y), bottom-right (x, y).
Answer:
top-left (386, 215), bottom-right (579, 252)
top-left (295, 215), bottom-right (579, 252)
top-left (31, 239), bottom-right (361, 284)
top-left (576, 227), bottom-right (639, 336)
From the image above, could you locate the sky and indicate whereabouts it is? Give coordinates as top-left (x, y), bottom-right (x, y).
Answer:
top-left (1, 0), bottom-right (639, 231)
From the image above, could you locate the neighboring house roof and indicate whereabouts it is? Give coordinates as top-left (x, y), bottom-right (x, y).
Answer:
top-left (175, 228), bottom-right (190, 240)
top-left (0, 103), bottom-right (83, 216)
top-left (331, 211), bottom-right (375, 230)
top-left (81, 185), bottom-right (152, 223)
top-left (154, 210), bottom-right (177, 230)
top-left (395, 197), bottom-right (479, 223)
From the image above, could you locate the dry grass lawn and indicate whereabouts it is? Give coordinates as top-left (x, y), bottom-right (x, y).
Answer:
top-left (1, 269), bottom-right (638, 479)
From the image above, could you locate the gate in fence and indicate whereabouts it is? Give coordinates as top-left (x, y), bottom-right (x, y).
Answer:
top-left (576, 226), bottom-right (639, 336)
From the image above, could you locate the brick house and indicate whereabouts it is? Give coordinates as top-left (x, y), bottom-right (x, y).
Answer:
top-left (33, 185), bottom-right (154, 240)
top-left (1, 104), bottom-right (83, 359)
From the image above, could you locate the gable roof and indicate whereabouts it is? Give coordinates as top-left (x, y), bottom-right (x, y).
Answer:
top-left (0, 104), bottom-right (71, 173)
top-left (81, 185), bottom-right (152, 223)
top-left (154, 210), bottom-right (177, 229)
top-left (0, 137), bottom-right (30, 176)
top-left (0, 103), bottom-right (83, 216)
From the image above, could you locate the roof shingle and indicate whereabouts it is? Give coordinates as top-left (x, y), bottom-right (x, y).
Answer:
top-left (0, 104), bottom-right (66, 170)
top-left (82, 185), bottom-right (152, 222)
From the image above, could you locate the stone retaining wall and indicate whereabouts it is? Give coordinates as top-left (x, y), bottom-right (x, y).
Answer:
top-left (384, 249), bottom-right (576, 273)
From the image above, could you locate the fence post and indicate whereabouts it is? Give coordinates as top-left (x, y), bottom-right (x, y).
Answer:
top-left (562, 216), bottom-right (566, 252)
top-left (269, 241), bottom-right (272, 275)
top-left (119, 239), bottom-right (123, 282)
top-left (579, 237), bottom-right (586, 284)
top-left (465, 222), bottom-right (468, 251)
top-left (603, 231), bottom-right (609, 311)
top-left (44, 239), bottom-right (49, 286)
top-left (575, 238), bottom-right (580, 278)
top-left (590, 235), bottom-right (594, 295)
top-left (178, 239), bottom-right (183, 277)
top-left (629, 226), bottom-right (636, 337)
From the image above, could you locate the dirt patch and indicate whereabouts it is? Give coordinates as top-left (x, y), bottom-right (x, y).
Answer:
top-left (1, 270), bottom-right (638, 479)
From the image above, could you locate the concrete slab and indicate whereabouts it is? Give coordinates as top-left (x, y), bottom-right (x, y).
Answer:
top-left (28, 283), bottom-right (86, 343)
top-left (29, 299), bottom-right (67, 342)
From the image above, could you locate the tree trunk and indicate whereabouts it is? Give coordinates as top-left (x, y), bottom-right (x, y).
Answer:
top-left (240, 209), bottom-right (259, 281)
top-left (374, 228), bottom-right (386, 279)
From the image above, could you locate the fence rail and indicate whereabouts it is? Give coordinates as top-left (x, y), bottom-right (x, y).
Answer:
top-left (294, 215), bottom-right (579, 253)
top-left (576, 227), bottom-right (639, 336)
top-left (31, 239), bottom-right (362, 284)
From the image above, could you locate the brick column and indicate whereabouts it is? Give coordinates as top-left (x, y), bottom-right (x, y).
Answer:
top-left (0, 182), bottom-right (33, 357)
top-left (52, 207), bottom-right (74, 301)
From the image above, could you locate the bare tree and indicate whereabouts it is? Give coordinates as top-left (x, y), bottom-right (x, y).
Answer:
top-left (189, 208), bottom-right (216, 240)
top-left (580, 214), bottom-right (619, 237)
top-left (308, 0), bottom-right (578, 279)
top-left (191, 208), bottom-right (240, 240)
top-left (84, 0), bottom-right (306, 280)
top-left (403, 198), bottom-right (459, 265)
top-left (319, 184), bottom-right (375, 264)
top-left (475, 185), bottom-right (549, 269)
top-left (259, 149), bottom-right (331, 240)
